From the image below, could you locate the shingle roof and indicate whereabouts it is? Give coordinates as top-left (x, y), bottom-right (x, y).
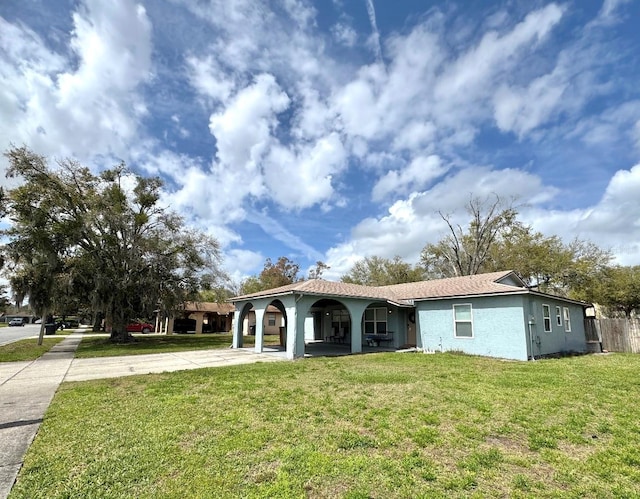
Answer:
top-left (231, 270), bottom-right (527, 305)
top-left (381, 270), bottom-right (522, 300)
top-left (182, 302), bottom-right (235, 314)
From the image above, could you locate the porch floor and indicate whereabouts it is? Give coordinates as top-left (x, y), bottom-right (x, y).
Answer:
top-left (243, 340), bottom-right (398, 358)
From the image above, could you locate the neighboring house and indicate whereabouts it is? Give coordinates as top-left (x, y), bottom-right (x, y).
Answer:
top-left (243, 305), bottom-right (285, 336)
top-left (166, 302), bottom-right (235, 334)
top-left (230, 270), bottom-right (595, 361)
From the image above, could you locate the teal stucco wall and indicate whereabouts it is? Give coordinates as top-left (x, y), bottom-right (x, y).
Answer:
top-left (417, 294), bottom-right (529, 361)
top-left (416, 293), bottom-right (588, 361)
top-left (524, 295), bottom-right (588, 357)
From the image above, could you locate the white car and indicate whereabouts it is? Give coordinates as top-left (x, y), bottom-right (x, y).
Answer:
top-left (8, 318), bottom-right (25, 326)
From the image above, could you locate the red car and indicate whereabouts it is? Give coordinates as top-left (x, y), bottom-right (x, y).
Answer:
top-left (126, 322), bottom-right (155, 334)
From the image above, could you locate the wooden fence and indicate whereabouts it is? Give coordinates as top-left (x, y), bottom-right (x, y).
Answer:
top-left (585, 318), bottom-right (640, 354)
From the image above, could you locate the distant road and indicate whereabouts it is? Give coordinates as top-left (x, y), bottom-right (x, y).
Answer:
top-left (0, 324), bottom-right (42, 346)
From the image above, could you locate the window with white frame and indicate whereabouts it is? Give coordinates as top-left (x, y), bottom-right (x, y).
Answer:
top-left (555, 306), bottom-right (562, 327)
top-left (453, 304), bottom-right (473, 338)
top-left (267, 313), bottom-right (276, 327)
top-left (563, 307), bottom-right (571, 332)
top-left (364, 307), bottom-right (387, 334)
top-left (543, 305), bottom-right (552, 332)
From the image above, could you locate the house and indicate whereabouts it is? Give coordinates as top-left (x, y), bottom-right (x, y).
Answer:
top-left (230, 270), bottom-right (595, 361)
top-left (165, 302), bottom-right (235, 334)
top-left (242, 305), bottom-right (285, 336)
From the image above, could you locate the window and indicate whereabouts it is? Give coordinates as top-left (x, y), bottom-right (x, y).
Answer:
top-left (563, 307), bottom-right (571, 332)
top-left (331, 309), bottom-right (350, 339)
top-left (364, 307), bottom-right (387, 334)
top-left (453, 304), bottom-right (473, 338)
top-left (542, 305), bottom-right (552, 332)
top-left (555, 306), bottom-right (562, 327)
top-left (267, 313), bottom-right (276, 327)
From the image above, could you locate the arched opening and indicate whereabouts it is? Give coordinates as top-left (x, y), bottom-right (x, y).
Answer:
top-left (261, 299), bottom-right (288, 350)
top-left (236, 302), bottom-right (255, 347)
top-left (305, 299), bottom-right (352, 355)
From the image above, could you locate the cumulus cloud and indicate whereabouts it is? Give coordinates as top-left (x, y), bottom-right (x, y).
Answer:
top-left (372, 155), bottom-right (447, 202)
top-left (209, 74), bottom-right (290, 171)
top-left (264, 132), bottom-right (347, 210)
top-left (0, 0), bottom-right (152, 169)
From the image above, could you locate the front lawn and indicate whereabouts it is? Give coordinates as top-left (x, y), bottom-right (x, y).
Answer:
top-left (11, 353), bottom-right (640, 498)
top-left (75, 333), bottom-right (282, 358)
top-left (0, 337), bottom-right (65, 362)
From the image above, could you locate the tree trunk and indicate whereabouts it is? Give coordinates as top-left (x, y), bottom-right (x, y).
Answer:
top-left (92, 311), bottom-right (103, 332)
top-left (37, 307), bottom-right (48, 346)
top-left (109, 302), bottom-right (132, 343)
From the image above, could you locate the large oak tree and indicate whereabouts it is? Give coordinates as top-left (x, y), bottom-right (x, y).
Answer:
top-left (2, 146), bottom-right (225, 342)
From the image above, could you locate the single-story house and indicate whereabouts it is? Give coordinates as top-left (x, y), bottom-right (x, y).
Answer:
top-left (242, 305), bottom-right (285, 336)
top-left (164, 302), bottom-right (235, 334)
top-left (230, 270), bottom-right (596, 361)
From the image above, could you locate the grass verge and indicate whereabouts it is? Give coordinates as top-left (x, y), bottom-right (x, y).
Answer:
top-left (75, 333), bottom-right (281, 358)
top-left (12, 352), bottom-right (640, 497)
top-left (0, 337), bottom-right (65, 362)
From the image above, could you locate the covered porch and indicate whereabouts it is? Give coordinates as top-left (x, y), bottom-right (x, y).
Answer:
top-left (231, 285), bottom-right (416, 359)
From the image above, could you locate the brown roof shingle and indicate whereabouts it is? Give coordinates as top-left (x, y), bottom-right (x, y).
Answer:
top-left (231, 270), bottom-right (525, 304)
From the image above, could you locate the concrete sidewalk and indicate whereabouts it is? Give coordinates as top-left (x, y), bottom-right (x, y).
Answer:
top-left (0, 334), bottom-right (287, 498)
top-left (0, 333), bottom-right (83, 499)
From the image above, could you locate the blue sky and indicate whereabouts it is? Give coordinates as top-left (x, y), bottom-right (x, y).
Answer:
top-left (1, 0), bottom-right (639, 285)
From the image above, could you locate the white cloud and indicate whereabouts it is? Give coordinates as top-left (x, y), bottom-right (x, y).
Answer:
top-left (325, 166), bottom-right (561, 275)
top-left (372, 155), bottom-right (447, 202)
top-left (331, 22), bottom-right (357, 47)
top-left (264, 132), bottom-right (347, 210)
top-left (223, 248), bottom-right (265, 282)
top-left (593, 0), bottom-right (633, 26)
top-left (392, 121), bottom-right (437, 151)
top-left (186, 54), bottom-right (235, 104)
top-left (435, 4), bottom-right (564, 102)
top-left (209, 73), bottom-right (290, 171)
top-left (0, 0), bottom-right (152, 170)
top-left (517, 163), bottom-right (640, 265)
top-left (493, 72), bottom-right (567, 137)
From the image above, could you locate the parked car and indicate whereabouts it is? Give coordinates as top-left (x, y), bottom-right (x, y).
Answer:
top-left (8, 318), bottom-right (25, 327)
top-left (126, 322), bottom-right (155, 333)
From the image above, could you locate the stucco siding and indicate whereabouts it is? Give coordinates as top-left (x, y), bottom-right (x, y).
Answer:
top-left (526, 295), bottom-right (587, 356)
top-left (417, 295), bottom-right (529, 361)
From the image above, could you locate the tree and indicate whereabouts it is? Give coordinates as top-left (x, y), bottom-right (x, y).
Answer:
top-left (308, 261), bottom-right (330, 280)
top-left (341, 256), bottom-right (425, 286)
top-left (240, 256), bottom-right (301, 294)
top-left (420, 194), bottom-right (611, 297)
top-left (2, 146), bottom-right (226, 342)
top-left (420, 195), bottom-right (518, 278)
top-left (0, 285), bottom-right (10, 313)
top-left (578, 265), bottom-right (640, 318)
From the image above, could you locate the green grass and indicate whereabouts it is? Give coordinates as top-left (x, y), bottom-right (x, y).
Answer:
top-left (75, 333), bottom-right (282, 358)
top-left (11, 353), bottom-right (640, 498)
top-left (0, 337), bottom-right (65, 362)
